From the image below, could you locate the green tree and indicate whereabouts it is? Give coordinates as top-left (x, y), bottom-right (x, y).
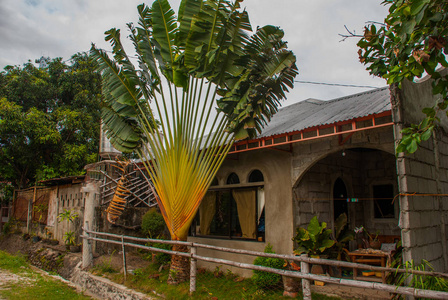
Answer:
top-left (357, 0), bottom-right (448, 153)
top-left (92, 0), bottom-right (297, 283)
top-left (0, 53), bottom-right (101, 188)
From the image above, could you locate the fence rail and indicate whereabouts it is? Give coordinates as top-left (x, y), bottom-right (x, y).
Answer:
top-left (81, 226), bottom-right (448, 300)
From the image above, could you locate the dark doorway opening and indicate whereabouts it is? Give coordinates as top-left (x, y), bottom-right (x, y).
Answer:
top-left (333, 177), bottom-right (348, 222)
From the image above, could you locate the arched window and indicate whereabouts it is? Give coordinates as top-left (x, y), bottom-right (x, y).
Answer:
top-left (192, 170), bottom-right (265, 242)
top-left (248, 170), bottom-right (264, 182)
top-left (226, 173), bottom-right (240, 184)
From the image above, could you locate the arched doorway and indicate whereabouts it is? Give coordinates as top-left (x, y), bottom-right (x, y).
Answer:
top-left (333, 177), bottom-right (348, 223)
top-left (293, 147), bottom-right (400, 238)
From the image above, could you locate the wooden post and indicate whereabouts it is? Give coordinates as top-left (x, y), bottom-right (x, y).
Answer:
top-left (82, 221), bottom-right (93, 269)
top-left (27, 186), bottom-right (37, 233)
top-left (190, 245), bottom-right (197, 294)
top-left (301, 254), bottom-right (311, 300)
top-left (122, 235), bottom-right (127, 281)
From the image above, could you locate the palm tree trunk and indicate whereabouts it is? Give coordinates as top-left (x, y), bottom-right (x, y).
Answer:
top-left (167, 243), bottom-right (190, 285)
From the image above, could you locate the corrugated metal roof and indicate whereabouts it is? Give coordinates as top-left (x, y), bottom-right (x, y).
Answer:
top-left (258, 87), bottom-right (391, 138)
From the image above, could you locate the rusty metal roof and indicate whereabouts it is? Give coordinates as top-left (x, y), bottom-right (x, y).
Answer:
top-left (259, 87), bottom-right (391, 138)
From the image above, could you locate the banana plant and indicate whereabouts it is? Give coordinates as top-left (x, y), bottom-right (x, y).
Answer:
top-left (91, 0), bottom-right (297, 283)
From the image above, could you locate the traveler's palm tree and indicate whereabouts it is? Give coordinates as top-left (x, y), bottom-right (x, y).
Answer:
top-left (91, 0), bottom-right (297, 283)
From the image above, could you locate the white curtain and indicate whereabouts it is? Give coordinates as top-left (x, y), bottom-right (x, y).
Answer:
top-left (257, 187), bottom-right (265, 222)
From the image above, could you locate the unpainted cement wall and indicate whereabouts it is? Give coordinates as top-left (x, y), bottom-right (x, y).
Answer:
top-left (293, 143), bottom-right (400, 238)
top-left (291, 127), bottom-right (397, 234)
top-left (393, 77), bottom-right (448, 271)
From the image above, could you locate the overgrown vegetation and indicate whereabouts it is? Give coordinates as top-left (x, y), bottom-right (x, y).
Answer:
top-left (141, 208), bottom-right (167, 239)
top-left (0, 250), bottom-right (91, 300)
top-left (391, 260), bottom-right (448, 299)
top-left (252, 244), bottom-right (285, 290)
top-left (141, 208), bottom-right (171, 266)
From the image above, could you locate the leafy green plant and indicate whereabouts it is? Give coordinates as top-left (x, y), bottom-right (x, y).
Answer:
top-left (141, 208), bottom-right (166, 238)
top-left (392, 260), bottom-right (448, 299)
top-left (63, 231), bottom-right (76, 246)
top-left (152, 242), bottom-right (172, 266)
top-left (57, 209), bottom-right (78, 224)
top-left (331, 213), bottom-right (354, 260)
top-left (252, 244), bottom-right (284, 290)
top-left (58, 209), bottom-right (79, 246)
top-left (293, 216), bottom-right (335, 256)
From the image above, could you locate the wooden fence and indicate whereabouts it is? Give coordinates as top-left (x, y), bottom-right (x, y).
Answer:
top-left (81, 224), bottom-right (448, 300)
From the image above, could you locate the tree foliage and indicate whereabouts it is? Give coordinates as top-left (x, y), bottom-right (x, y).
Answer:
top-left (357, 0), bottom-right (448, 153)
top-left (0, 53), bottom-right (101, 188)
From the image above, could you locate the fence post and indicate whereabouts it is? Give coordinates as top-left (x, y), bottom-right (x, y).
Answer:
top-left (82, 221), bottom-right (93, 269)
top-left (301, 254), bottom-right (311, 300)
top-left (190, 244), bottom-right (197, 294)
top-left (121, 235), bottom-right (127, 281)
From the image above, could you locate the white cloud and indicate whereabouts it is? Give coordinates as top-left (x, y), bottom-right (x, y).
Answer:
top-left (0, 0), bottom-right (389, 103)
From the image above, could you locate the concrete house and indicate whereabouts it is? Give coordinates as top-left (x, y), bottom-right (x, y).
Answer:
top-left (189, 76), bottom-right (448, 275)
top-left (12, 74), bottom-right (448, 278)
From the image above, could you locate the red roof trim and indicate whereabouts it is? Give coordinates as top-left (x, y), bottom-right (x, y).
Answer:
top-left (228, 111), bottom-right (393, 154)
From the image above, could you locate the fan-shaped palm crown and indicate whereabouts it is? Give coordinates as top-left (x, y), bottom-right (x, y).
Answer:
top-left (91, 0), bottom-right (298, 241)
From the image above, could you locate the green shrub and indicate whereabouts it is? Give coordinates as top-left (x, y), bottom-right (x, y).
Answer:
top-left (153, 242), bottom-right (172, 266)
top-left (2, 221), bottom-right (11, 235)
top-left (141, 208), bottom-right (166, 238)
top-left (252, 244), bottom-right (284, 289)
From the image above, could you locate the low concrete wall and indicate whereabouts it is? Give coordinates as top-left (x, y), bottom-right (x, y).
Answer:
top-left (71, 262), bottom-right (155, 300)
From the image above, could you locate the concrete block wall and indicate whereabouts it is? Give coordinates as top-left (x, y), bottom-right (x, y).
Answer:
top-left (293, 146), bottom-right (399, 236)
top-left (393, 76), bottom-right (448, 271)
top-left (291, 127), bottom-right (398, 238)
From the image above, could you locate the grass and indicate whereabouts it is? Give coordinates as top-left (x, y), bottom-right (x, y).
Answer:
top-left (92, 259), bottom-right (342, 300)
top-left (0, 250), bottom-right (92, 300)
top-left (0, 248), bottom-right (342, 300)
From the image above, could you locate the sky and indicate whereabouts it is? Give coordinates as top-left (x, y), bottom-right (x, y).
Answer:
top-left (0, 0), bottom-right (390, 106)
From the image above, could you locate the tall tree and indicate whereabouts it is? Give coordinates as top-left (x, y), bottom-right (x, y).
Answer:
top-left (0, 53), bottom-right (101, 188)
top-left (92, 0), bottom-right (297, 283)
top-left (356, 0), bottom-right (448, 153)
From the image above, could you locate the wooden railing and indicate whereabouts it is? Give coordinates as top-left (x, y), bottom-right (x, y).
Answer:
top-left (81, 223), bottom-right (448, 300)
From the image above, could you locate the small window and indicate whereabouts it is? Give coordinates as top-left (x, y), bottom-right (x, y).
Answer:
top-left (227, 173), bottom-right (240, 184)
top-left (373, 184), bottom-right (395, 219)
top-left (249, 170), bottom-right (264, 182)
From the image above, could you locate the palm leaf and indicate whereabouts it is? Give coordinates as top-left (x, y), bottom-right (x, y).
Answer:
top-left (151, 0), bottom-right (178, 81)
